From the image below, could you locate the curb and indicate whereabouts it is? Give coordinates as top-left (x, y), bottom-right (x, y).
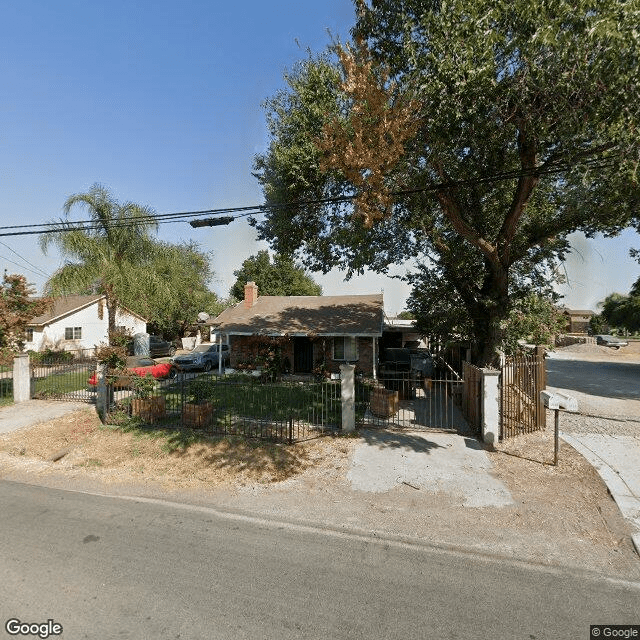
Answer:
top-left (561, 432), bottom-right (640, 557)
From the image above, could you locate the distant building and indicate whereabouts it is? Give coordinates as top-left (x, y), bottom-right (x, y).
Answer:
top-left (561, 308), bottom-right (595, 334)
top-left (26, 295), bottom-right (146, 353)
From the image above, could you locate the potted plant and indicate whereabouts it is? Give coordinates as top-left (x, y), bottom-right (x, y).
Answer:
top-left (130, 373), bottom-right (166, 423)
top-left (182, 378), bottom-right (215, 428)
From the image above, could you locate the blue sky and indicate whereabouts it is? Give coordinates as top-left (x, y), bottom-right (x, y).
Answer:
top-left (1, 0), bottom-right (638, 316)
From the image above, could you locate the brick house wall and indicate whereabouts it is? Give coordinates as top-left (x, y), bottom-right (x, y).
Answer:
top-left (228, 335), bottom-right (376, 376)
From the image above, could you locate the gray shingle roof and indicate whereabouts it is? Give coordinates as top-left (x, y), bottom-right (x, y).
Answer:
top-left (210, 294), bottom-right (384, 337)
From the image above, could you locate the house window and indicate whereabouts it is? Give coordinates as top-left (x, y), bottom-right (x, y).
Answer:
top-left (25, 328), bottom-right (34, 342)
top-left (65, 327), bottom-right (82, 340)
top-left (333, 337), bottom-right (358, 361)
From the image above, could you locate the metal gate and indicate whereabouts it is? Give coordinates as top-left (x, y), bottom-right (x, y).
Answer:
top-left (500, 352), bottom-right (545, 439)
top-left (357, 366), bottom-right (469, 432)
top-left (30, 351), bottom-right (97, 403)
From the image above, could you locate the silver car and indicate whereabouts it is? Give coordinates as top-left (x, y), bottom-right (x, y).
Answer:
top-left (172, 344), bottom-right (230, 372)
top-left (595, 334), bottom-right (628, 349)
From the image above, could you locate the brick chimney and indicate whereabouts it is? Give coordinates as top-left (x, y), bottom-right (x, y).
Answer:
top-left (244, 281), bottom-right (258, 308)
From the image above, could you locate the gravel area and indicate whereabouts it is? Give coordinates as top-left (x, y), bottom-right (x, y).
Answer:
top-left (554, 410), bottom-right (640, 438)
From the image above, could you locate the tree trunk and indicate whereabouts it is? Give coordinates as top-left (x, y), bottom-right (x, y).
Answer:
top-left (470, 264), bottom-right (510, 368)
top-left (106, 295), bottom-right (118, 344)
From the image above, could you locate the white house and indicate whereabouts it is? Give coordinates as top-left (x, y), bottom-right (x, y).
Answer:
top-left (25, 294), bottom-right (147, 354)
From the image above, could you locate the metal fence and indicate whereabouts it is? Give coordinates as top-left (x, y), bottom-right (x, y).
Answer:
top-left (0, 365), bottom-right (13, 406)
top-left (105, 372), bottom-right (344, 442)
top-left (356, 365), bottom-right (468, 432)
top-left (30, 350), bottom-right (97, 403)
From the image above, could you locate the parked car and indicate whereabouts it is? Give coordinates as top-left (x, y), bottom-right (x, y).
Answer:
top-left (88, 356), bottom-right (177, 387)
top-left (172, 343), bottom-right (230, 372)
top-left (378, 347), bottom-right (435, 399)
top-left (149, 335), bottom-right (177, 358)
top-left (595, 334), bottom-right (628, 349)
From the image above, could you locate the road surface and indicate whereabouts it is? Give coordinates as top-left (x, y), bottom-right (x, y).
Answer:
top-left (1, 481), bottom-right (638, 639)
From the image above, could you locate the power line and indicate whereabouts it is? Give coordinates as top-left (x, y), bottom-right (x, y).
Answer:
top-left (0, 154), bottom-right (621, 238)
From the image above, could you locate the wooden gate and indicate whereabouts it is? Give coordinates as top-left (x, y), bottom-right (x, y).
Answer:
top-left (500, 352), bottom-right (546, 439)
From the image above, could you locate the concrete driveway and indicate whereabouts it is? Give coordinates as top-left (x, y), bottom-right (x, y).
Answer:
top-left (347, 429), bottom-right (513, 507)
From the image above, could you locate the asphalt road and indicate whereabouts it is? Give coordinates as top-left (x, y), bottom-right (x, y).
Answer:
top-left (546, 358), bottom-right (640, 400)
top-left (1, 481), bottom-right (638, 640)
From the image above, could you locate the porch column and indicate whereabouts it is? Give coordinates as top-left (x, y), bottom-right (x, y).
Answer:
top-left (340, 363), bottom-right (355, 433)
top-left (372, 337), bottom-right (377, 380)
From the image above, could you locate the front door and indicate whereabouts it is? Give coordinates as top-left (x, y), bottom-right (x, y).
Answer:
top-left (293, 337), bottom-right (314, 373)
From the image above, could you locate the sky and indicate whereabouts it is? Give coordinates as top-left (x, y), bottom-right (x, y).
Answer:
top-left (1, 0), bottom-right (638, 318)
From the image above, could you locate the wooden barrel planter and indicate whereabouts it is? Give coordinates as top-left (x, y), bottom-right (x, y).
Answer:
top-left (131, 396), bottom-right (166, 423)
top-left (182, 401), bottom-right (215, 428)
top-left (370, 387), bottom-right (399, 418)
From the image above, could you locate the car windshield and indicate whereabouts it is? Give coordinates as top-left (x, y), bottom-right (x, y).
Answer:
top-left (193, 344), bottom-right (216, 353)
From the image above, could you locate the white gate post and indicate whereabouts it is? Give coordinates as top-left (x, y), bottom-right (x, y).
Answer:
top-left (340, 363), bottom-right (355, 433)
top-left (481, 368), bottom-right (500, 445)
top-left (13, 353), bottom-right (31, 403)
top-left (96, 363), bottom-right (109, 419)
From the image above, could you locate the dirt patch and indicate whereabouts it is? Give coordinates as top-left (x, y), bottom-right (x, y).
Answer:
top-left (489, 427), bottom-right (633, 549)
top-left (0, 409), bottom-right (351, 487)
top-left (553, 339), bottom-right (640, 362)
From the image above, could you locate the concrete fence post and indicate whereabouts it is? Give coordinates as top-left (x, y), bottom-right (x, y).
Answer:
top-left (95, 363), bottom-right (108, 420)
top-left (13, 353), bottom-right (31, 403)
top-left (480, 368), bottom-right (500, 445)
top-left (340, 364), bottom-right (355, 433)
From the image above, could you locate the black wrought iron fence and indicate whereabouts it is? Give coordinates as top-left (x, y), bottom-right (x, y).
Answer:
top-left (0, 365), bottom-right (13, 406)
top-left (30, 350), bottom-right (97, 402)
top-left (105, 372), bottom-right (345, 442)
top-left (357, 362), bottom-right (468, 432)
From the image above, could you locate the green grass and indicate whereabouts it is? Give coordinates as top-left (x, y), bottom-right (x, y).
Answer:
top-left (32, 369), bottom-right (91, 397)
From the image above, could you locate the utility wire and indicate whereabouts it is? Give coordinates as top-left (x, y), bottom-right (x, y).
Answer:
top-left (0, 154), bottom-right (621, 238)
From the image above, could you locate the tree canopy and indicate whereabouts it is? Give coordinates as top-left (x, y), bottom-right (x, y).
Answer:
top-left (230, 250), bottom-right (322, 299)
top-left (253, 0), bottom-right (639, 365)
top-left (598, 276), bottom-right (640, 334)
top-left (0, 274), bottom-right (51, 361)
top-left (40, 184), bottom-right (223, 341)
top-left (39, 184), bottom-right (158, 337)
top-left (121, 240), bottom-right (224, 339)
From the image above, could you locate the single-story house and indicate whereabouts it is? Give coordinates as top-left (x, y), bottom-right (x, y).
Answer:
top-left (25, 294), bottom-right (147, 354)
top-left (561, 308), bottom-right (595, 334)
top-left (208, 282), bottom-right (384, 376)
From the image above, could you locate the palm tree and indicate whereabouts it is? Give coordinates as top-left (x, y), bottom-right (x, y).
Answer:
top-left (39, 184), bottom-right (158, 339)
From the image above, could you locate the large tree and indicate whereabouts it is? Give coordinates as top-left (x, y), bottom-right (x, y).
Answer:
top-left (0, 274), bottom-right (51, 361)
top-left (230, 250), bottom-right (322, 299)
top-left (39, 184), bottom-right (158, 338)
top-left (122, 240), bottom-right (225, 339)
top-left (253, 0), bottom-right (639, 365)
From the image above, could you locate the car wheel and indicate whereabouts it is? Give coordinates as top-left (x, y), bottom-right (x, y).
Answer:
top-left (168, 366), bottom-right (178, 379)
top-left (169, 346), bottom-right (176, 357)
top-left (203, 360), bottom-right (212, 372)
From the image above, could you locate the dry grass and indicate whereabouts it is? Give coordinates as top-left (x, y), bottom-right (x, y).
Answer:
top-left (0, 409), bottom-right (350, 487)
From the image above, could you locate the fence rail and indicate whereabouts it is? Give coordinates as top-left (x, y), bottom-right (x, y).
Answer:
top-left (30, 353), bottom-right (96, 403)
top-left (105, 372), bottom-right (345, 442)
top-left (0, 366), bottom-right (13, 405)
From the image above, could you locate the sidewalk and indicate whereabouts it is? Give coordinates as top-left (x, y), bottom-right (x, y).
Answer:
top-left (0, 399), bottom-right (92, 434)
top-left (561, 431), bottom-right (640, 556)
